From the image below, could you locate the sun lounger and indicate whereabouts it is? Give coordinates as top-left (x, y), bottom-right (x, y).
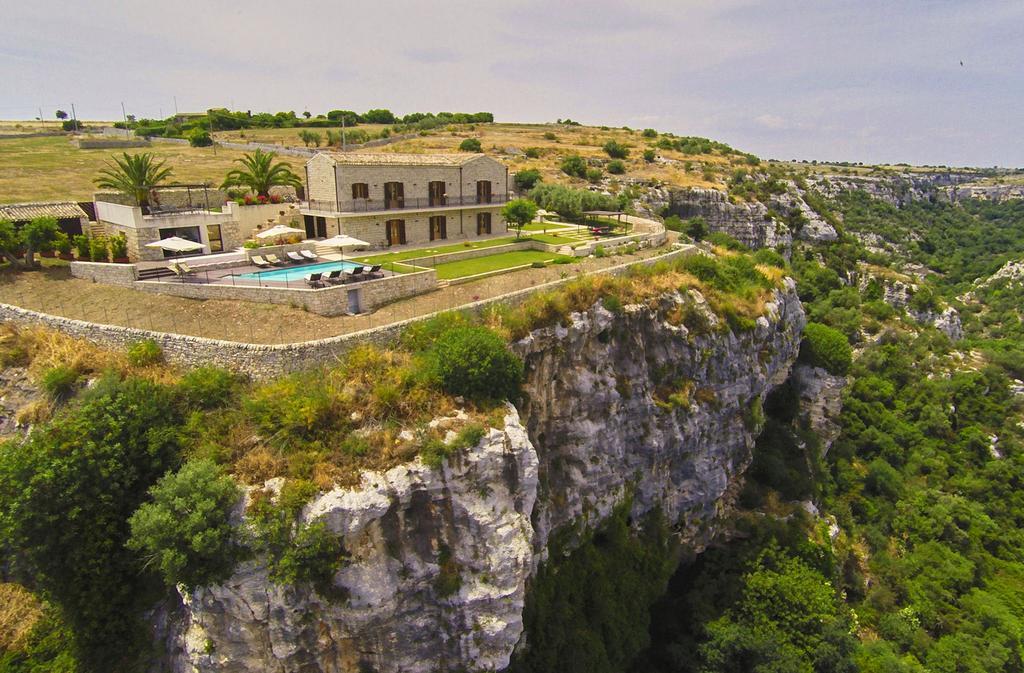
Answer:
top-left (344, 266), bottom-right (365, 282)
top-left (251, 255), bottom-right (272, 268)
top-left (366, 264), bottom-right (383, 278)
top-left (286, 251), bottom-right (305, 263)
top-left (305, 272), bottom-right (323, 287)
top-left (265, 254), bottom-right (286, 265)
top-left (323, 269), bottom-right (344, 284)
top-left (299, 249), bottom-right (317, 261)
top-left (177, 262), bottom-right (195, 275)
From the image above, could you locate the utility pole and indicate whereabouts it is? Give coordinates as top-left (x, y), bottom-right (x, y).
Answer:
top-left (173, 96), bottom-right (178, 115)
top-left (121, 101), bottom-right (129, 138)
top-left (341, 116), bottom-right (347, 151)
top-left (38, 106), bottom-right (43, 128)
top-left (71, 103), bottom-right (79, 133)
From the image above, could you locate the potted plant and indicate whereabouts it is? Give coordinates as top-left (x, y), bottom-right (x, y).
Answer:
top-left (73, 234), bottom-right (90, 260)
top-left (55, 233), bottom-right (74, 260)
top-left (89, 237), bottom-right (109, 263)
top-left (109, 234), bottom-right (129, 263)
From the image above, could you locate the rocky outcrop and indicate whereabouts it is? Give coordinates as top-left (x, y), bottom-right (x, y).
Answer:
top-left (155, 283), bottom-right (806, 673)
top-left (160, 410), bottom-right (539, 673)
top-left (769, 184), bottom-right (838, 243)
top-left (651, 187), bottom-right (793, 252)
top-left (791, 364), bottom-right (847, 455)
top-left (867, 276), bottom-right (963, 341)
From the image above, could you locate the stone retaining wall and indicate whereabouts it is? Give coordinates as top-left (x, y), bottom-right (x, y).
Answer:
top-left (70, 261), bottom-right (138, 286)
top-left (136, 268), bottom-right (437, 316)
top-left (0, 244), bottom-right (696, 380)
top-left (74, 138), bottom-right (150, 149)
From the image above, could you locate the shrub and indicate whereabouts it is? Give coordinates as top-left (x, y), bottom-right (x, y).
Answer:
top-left (602, 140), bottom-right (629, 159)
top-left (642, 128), bottom-right (658, 138)
top-left (177, 367), bottom-right (238, 409)
top-left (664, 215), bottom-right (684, 233)
top-left (127, 460), bottom-right (243, 590)
top-left (752, 248), bottom-right (787, 269)
top-left (543, 131), bottom-right (557, 141)
top-left (706, 231), bottom-right (746, 250)
top-left (126, 339), bottom-right (162, 367)
top-left (685, 216), bottom-right (708, 240)
top-left (72, 234), bottom-right (89, 259)
top-left (560, 154), bottom-right (587, 178)
top-left (586, 167), bottom-right (603, 183)
top-left (188, 128), bottom-right (213, 147)
top-left (643, 149), bottom-right (656, 163)
top-left (524, 147), bottom-right (542, 158)
top-left (514, 168), bottom-right (542, 191)
top-left (430, 326), bottom-right (523, 401)
top-left (55, 232), bottom-right (72, 255)
top-left (459, 137), bottom-right (482, 152)
top-left (243, 374), bottom-right (341, 448)
top-left (109, 234), bottom-right (128, 260)
top-left (607, 160), bottom-right (625, 175)
top-left (88, 237), bottom-right (108, 262)
top-left (594, 245), bottom-right (607, 258)
top-left (531, 261), bottom-right (546, 269)
top-left (40, 365), bottom-right (79, 401)
top-left (801, 322), bottom-right (852, 375)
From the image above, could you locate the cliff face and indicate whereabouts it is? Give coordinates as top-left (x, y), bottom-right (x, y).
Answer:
top-left (649, 187), bottom-right (793, 252)
top-left (156, 284), bottom-right (805, 673)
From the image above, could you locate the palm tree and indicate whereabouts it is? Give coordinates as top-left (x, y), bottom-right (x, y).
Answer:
top-left (221, 149), bottom-right (303, 198)
top-left (94, 153), bottom-right (173, 209)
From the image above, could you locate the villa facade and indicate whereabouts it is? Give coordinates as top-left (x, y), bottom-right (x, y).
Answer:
top-left (300, 152), bottom-right (509, 247)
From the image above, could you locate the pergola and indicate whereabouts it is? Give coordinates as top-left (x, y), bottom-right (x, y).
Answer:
top-left (582, 210), bottom-right (629, 235)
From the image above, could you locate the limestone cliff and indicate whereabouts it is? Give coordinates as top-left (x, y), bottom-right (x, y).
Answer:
top-left (155, 283), bottom-right (805, 673)
top-left (650, 187), bottom-right (793, 252)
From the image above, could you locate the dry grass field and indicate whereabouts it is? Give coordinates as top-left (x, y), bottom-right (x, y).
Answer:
top-left (0, 136), bottom-right (259, 203)
top-left (1, 120), bottom-right (750, 204)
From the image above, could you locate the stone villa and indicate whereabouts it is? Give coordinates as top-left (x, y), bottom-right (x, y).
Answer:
top-left (301, 152), bottom-right (509, 246)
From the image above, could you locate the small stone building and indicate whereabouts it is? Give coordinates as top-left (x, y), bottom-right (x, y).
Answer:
top-left (0, 201), bottom-right (89, 237)
top-left (301, 152), bottom-right (509, 247)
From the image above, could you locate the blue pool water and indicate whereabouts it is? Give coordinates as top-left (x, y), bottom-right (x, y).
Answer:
top-left (237, 260), bottom-right (364, 282)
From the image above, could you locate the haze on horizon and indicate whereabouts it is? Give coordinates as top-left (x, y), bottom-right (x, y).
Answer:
top-left (2, 0), bottom-right (1022, 168)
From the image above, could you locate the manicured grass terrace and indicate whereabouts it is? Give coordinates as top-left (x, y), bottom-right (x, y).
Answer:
top-left (431, 250), bottom-right (570, 280)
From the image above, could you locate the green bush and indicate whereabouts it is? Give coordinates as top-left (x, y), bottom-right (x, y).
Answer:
top-left (72, 234), bottom-right (89, 259)
top-left (594, 245), bottom-right (607, 258)
top-left (126, 339), bottom-right (163, 367)
top-left (641, 128), bottom-right (658, 138)
top-left (459, 137), bottom-right (482, 152)
top-left (801, 322), bottom-right (852, 375)
top-left (177, 367), bottom-right (239, 409)
top-left (430, 326), bottom-right (523, 402)
top-left (514, 168), bottom-right (542, 191)
top-left (607, 160), bottom-right (625, 175)
top-left (243, 374), bottom-right (341, 448)
top-left (664, 215), bottom-right (684, 232)
top-left (560, 154), bottom-right (587, 178)
top-left (706, 231), bottom-right (747, 251)
top-left (586, 167), bottom-right (603, 183)
top-left (643, 149), bottom-right (656, 162)
top-left (753, 248), bottom-right (788, 269)
top-left (40, 365), bottom-right (79, 401)
top-left (602, 139), bottom-right (629, 159)
top-left (88, 237), bottom-right (107, 263)
top-left (685, 216), bottom-right (708, 241)
top-left (109, 234), bottom-right (128, 260)
top-left (543, 131), bottom-right (557, 141)
top-left (127, 460), bottom-right (243, 590)
top-left (524, 147), bottom-right (542, 158)
top-left (188, 128), bottom-right (213, 147)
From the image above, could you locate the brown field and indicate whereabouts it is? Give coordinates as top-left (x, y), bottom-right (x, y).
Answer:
top-left (2, 120), bottom-right (755, 204)
top-left (0, 136), bottom-right (260, 203)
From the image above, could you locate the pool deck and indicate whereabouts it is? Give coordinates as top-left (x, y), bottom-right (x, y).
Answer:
top-left (144, 254), bottom-right (394, 289)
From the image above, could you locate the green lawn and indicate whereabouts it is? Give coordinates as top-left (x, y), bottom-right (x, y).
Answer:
top-left (352, 236), bottom-right (519, 265)
top-left (527, 233), bottom-right (588, 246)
top-left (432, 250), bottom-right (571, 280)
top-left (522, 222), bottom-right (576, 232)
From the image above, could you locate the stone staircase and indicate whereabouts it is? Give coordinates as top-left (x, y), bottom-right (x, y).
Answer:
top-left (87, 222), bottom-right (106, 238)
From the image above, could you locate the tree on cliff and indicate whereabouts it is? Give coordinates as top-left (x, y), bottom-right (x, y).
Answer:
top-left (220, 149), bottom-right (303, 198)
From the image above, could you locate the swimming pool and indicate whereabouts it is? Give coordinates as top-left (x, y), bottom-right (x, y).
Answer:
top-left (237, 260), bottom-right (364, 283)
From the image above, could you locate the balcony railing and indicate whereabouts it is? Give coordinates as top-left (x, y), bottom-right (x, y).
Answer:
top-left (305, 193), bottom-right (509, 214)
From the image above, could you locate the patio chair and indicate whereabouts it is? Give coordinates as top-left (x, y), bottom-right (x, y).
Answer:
top-left (344, 266), bottom-right (365, 283)
top-left (366, 264), bottom-right (383, 278)
top-left (323, 269), bottom-right (344, 284)
top-left (286, 251), bottom-right (305, 263)
top-left (304, 272), bottom-right (323, 288)
top-left (265, 254), bottom-right (286, 266)
top-left (299, 249), bottom-right (317, 261)
top-left (251, 255), bottom-right (272, 268)
top-left (176, 262), bottom-right (196, 276)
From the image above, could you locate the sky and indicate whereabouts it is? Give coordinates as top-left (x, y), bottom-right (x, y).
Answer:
top-left (2, 0), bottom-right (1022, 168)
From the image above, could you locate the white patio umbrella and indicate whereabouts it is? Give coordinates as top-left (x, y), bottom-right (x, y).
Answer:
top-left (256, 224), bottom-right (306, 241)
top-left (319, 234), bottom-right (369, 260)
top-left (145, 236), bottom-right (204, 257)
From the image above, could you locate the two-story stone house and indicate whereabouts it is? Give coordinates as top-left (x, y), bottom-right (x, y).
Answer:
top-left (300, 152), bottom-right (509, 248)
